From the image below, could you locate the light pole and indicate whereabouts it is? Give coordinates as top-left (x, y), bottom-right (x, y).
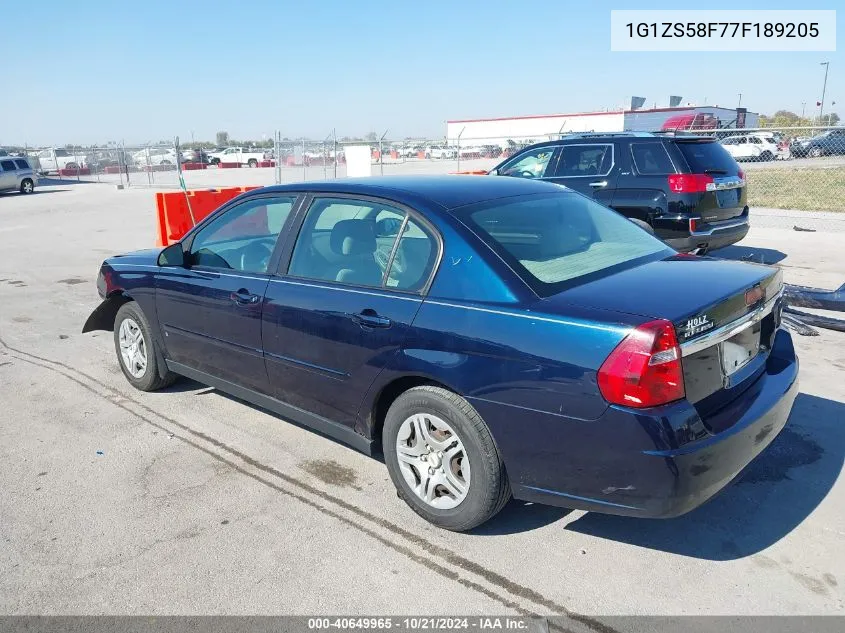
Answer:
top-left (737, 93), bottom-right (742, 108)
top-left (801, 102), bottom-right (806, 118)
top-left (819, 61), bottom-right (830, 125)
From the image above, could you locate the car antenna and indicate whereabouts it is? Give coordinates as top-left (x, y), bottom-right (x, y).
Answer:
top-left (175, 136), bottom-right (196, 227)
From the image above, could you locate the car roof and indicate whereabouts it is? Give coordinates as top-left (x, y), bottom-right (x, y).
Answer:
top-left (258, 175), bottom-right (566, 210)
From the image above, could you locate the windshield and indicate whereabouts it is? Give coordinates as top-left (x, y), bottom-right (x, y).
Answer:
top-left (457, 192), bottom-right (672, 297)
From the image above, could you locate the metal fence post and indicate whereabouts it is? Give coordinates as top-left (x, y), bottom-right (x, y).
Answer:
top-left (379, 129), bottom-right (388, 176)
top-left (123, 139), bottom-right (131, 187)
top-left (456, 126), bottom-right (465, 173)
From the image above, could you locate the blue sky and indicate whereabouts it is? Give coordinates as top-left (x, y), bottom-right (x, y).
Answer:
top-left (3, 0), bottom-right (841, 145)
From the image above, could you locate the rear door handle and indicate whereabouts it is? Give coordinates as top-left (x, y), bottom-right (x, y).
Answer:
top-left (230, 289), bottom-right (260, 305)
top-left (351, 310), bottom-right (391, 328)
top-left (588, 180), bottom-right (608, 188)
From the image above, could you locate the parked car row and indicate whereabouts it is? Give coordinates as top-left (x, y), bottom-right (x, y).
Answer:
top-left (719, 132), bottom-right (789, 162)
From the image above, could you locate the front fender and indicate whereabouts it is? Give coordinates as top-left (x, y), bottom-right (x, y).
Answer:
top-left (81, 293), bottom-right (131, 333)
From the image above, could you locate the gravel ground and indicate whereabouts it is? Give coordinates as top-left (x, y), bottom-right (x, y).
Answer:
top-left (0, 183), bottom-right (843, 620)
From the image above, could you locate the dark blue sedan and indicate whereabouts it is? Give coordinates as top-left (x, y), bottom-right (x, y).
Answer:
top-left (83, 176), bottom-right (798, 531)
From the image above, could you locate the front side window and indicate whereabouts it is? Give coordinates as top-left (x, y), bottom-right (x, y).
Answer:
top-left (552, 144), bottom-right (613, 177)
top-left (288, 197), bottom-right (437, 292)
top-left (188, 196), bottom-right (296, 273)
top-left (54, 150), bottom-right (70, 157)
top-left (499, 147), bottom-right (557, 178)
top-left (457, 192), bottom-right (671, 297)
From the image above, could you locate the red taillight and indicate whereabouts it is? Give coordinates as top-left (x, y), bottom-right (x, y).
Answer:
top-left (668, 173), bottom-right (715, 194)
top-left (597, 319), bottom-right (685, 409)
top-left (737, 168), bottom-right (745, 183)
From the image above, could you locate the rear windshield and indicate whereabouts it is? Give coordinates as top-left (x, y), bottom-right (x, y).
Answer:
top-left (457, 193), bottom-right (672, 297)
top-left (676, 140), bottom-right (738, 174)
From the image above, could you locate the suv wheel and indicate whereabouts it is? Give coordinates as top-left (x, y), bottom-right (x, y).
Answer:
top-left (383, 386), bottom-right (510, 531)
top-left (20, 179), bottom-right (34, 194)
top-left (629, 218), bottom-right (655, 235)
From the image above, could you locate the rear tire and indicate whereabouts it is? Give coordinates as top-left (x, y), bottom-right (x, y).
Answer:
top-left (383, 386), bottom-right (510, 531)
top-left (248, 158), bottom-right (258, 168)
top-left (66, 162), bottom-right (79, 170)
top-left (113, 302), bottom-right (177, 392)
top-left (20, 178), bottom-right (34, 194)
top-left (808, 146), bottom-right (823, 158)
top-left (760, 151), bottom-right (773, 162)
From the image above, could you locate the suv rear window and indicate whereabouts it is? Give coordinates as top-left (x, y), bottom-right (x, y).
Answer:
top-left (676, 140), bottom-right (738, 174)
top-left (458, 192), bottom-right (672, 297)
top-left (14, 159), bottom-right (29, 170)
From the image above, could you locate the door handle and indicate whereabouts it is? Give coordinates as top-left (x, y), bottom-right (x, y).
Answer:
top-left (351, 310), bottom-right (391, 329)
top-left (588, 180), bottom-right (608, 188)
top-left (230, 289), bottom-right (260, 305)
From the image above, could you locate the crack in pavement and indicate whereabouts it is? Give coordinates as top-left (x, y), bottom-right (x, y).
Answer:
top-left (0, 335), bottom-right (620, 633)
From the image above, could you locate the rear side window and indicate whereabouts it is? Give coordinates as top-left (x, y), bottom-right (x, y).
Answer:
top-left (630, 142), bottom-right (674, 175)
top-left (675, 141), bottom-right (738, 173)
top-left (14, 159), bottom-right (29, 170)
top-left (0, 160), bottom-right (15, 171)
top-left (459, 192), bottom-right (671, 297)
top-left (551, 144), bottom-right (613, 177)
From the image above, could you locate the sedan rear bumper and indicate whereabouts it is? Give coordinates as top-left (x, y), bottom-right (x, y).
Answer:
top-left (476, 328), bottom-right (798, 518)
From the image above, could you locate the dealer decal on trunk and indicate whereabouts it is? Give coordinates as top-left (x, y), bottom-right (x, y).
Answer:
top-left (684, 314), bottom-right (714, 338)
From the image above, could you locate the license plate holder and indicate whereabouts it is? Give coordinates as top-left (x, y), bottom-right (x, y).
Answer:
top-left (716, 188), bottom-right (739, 208)
top-left (720, 325), bottom-right (760, 376)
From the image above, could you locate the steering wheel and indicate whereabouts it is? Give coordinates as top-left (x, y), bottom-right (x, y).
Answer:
top-left (519, 170), bottom-right (537, 178)
top-left (239, 241), bottom-right (273, 273)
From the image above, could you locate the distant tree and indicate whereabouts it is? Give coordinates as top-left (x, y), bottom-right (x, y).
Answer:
top-left (365, 132), bottom-right (377, 142)
top-left (216, 131), bottom-right (229, 146)
top-left (824, 112), bottom-right (840, 125)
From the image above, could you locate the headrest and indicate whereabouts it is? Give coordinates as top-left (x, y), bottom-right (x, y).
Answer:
top-left (538, 213), bottom-right (590, 259)
top-left (330, 219), bottom-right (377, 256)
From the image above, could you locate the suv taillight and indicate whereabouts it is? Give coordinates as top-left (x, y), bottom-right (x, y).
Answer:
top-left (597, 319), bottom-right (685, 409)
top-left (668, 174), bottom-right (715, 193)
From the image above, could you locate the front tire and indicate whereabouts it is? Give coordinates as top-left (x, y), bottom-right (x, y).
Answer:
top-left (808, 146), bottom-right (823, 158)
top-left (113, 302), bottom-right (177, 392)
top-left (248, 158), bottom-right (258, 168)
top-left (20, 178), bottom-right (34, 194)
top-left (383, 386), bottom-right (510, 531)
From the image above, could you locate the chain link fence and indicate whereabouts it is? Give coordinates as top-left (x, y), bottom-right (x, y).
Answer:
top-left (7, 126), bottom-right (844, 211)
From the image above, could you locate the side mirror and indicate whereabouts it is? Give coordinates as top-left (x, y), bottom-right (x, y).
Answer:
top-left (487, 168), bottom-right (499, 176)
top-left (158, 243), bottom-right (186, 267)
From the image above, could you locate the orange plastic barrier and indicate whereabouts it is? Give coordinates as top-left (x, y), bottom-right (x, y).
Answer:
top-left (451, 170), bottom-right (489, 176)
top-left (154, 186), bottom-right (261, 246)
top-left (58, 167), bottom-right (91, 176)
top-left (218, 162), bottom-right (241, 169)
top-left (259, 160), bottom-right (275, 168)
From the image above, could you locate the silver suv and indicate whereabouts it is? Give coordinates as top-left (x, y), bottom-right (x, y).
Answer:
top-left (0, 157), bottom-right (37, 194)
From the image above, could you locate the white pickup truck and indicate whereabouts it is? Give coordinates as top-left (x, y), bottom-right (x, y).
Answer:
top-left (35, 148), bottom-right (88, 173)
top-left (208, 147), bottom-right (267, 167)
